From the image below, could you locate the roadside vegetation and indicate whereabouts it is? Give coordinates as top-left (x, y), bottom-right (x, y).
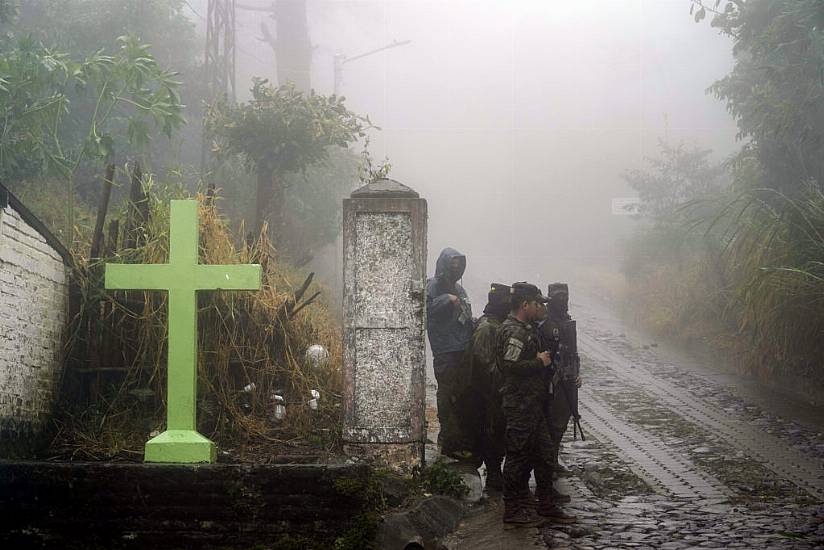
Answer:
top-left (621, 0), bottom-right (824, 397)
top-left (0, 0), bottom-right (381, 459)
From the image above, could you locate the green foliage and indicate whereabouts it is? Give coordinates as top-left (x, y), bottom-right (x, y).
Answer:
top-left (207, 79), bottom-right (369, 175)
top-left (10, 0), bottom-right (202, 192)
top-left (282, 147), bottom-right (361, 252)
top-left (206, 79), bottom-right (371, 245)
top-left (16, 1), bottom-right (196, 62)
top-left (694, 0), bottom-right (824, 193)
top-left (0, 0), bottom-right (16, 25)
top-left (357, 136), bottom-right (393, 185)
top-left (717, 184), bottom-right (824, 376)
top-left (332, 470), bottom-right (390, 550)
top-left (0, 38), bottom-right (76, 182)
top-left (217, 147), bottom-right (361, 253)
top-left (0, 34), bottom-right (184, 243)
top-left (0, 34), bottom-right (183, 178)
top-left (4, 178), bottom-right (95, 245)
top-left (622, 140), bottom-right (726, 223)
top-left (334, 513), bottom-right (379, 550)
top-left (413, 458), bottom-right (470, 499)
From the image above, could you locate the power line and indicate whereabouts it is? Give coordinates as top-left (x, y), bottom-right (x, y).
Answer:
top-left (181, 0), bottom-right (205, 21)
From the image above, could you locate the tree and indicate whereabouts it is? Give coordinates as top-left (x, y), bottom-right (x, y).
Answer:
top-left (622, 141), bottom-right (726, 222)
top-left (206, 79), bottom-right (369, 250)
top-left (0, 35), bottom-right (184, 243)
top-left (0, 0), bottom-right (16, 24)
top-left (12, 0), bottom-right (202, 176)
top-left (257, 0), bottom-right (312, 92)
top-left (694, 0), bottom-right (824, 193)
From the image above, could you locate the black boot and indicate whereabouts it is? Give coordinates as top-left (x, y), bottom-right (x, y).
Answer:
top-left (503, 498), bottom-right (542, 529)
top-left (537, 496), bottom-right (576, 524)
top-left (485, 465), bottom-right (504, 492)
top-left (551, 485), bottom-right (571, 503)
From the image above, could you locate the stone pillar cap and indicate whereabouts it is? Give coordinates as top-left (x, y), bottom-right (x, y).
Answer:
top-left (350, 178), bottom-right (419, 198)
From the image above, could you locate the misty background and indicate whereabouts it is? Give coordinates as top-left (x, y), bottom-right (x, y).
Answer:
top-left (188, 0), bottom-right (738, 303)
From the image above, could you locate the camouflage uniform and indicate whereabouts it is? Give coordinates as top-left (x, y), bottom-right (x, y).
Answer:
top-left (497, 314), bottom-right (554, 505)
top-left (467, 313), bottom-right (507, 485)
top-left (540, 283), bottom-right (581, 472)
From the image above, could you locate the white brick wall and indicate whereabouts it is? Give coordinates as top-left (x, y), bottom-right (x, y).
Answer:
top-left (0, 204), bottom-right (68, 440)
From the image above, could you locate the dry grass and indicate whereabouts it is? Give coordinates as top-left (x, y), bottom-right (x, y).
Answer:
top-left (50, 192), bottom-right (343, 462)
top-left (623, 185), bottom-right (824, 396)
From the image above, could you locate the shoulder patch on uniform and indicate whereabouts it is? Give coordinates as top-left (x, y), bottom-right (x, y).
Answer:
top-left (504, 337), bottom-right (524, 361)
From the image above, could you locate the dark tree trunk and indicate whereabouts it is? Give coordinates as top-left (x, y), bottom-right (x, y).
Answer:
top-left (254, 166), bottom-right (285, 250)
top-left (90, 163), bottom-right (116, 260)
top-left (254, 167), bottom-right (271, 238)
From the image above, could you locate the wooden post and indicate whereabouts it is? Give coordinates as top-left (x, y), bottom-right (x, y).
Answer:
top-left (105, 219), bottom-right (120, 258)
top-left (124, 162), bottom-right (145, 249)
top-left (90, 164), bottom-right (116, 260)
top-left (102, 218), bottom-right (120, 374)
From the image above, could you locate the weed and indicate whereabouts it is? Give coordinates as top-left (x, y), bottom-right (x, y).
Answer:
top-left (413, 457), bottom-right (470, 499)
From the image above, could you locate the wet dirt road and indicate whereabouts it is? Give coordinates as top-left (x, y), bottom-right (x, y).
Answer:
top-left (439, 294), bottom-right (824, 549)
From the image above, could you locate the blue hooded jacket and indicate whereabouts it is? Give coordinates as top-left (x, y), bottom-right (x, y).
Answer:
top-left (426, 248), bottom-right (473, 355)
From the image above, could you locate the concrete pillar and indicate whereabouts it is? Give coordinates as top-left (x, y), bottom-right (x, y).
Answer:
top-left (342, 179), bottom-right (427, 470)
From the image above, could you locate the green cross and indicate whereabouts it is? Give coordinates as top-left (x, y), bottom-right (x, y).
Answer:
top-left (106, 200), bottom-right (261, 463)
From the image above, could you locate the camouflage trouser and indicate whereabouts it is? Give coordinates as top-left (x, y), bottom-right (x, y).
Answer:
top-left (501, 397), bottom-right (553, 501)
top-left (548, 380), bottom-right (575, 467)
top-left (433, 351), bottom-right (469, 454)
top-left (481, 391), bottom-right (506, 474)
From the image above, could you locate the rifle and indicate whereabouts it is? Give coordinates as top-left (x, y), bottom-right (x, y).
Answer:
top-left (539, 319), bottom-right (585, 441)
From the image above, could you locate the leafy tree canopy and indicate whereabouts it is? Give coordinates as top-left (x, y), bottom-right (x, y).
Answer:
top-left (14, 0), bottom-right (196, 72)
top-left (208, 79), bottom-right (369, 175)
top-left (206, 79), bottom-right (370, 244)
top-left (694, 0), bottom-right (824, 193)
top-left (0, 35), bottom-right (184, 184)
top-left (7, 0), bottom-right (201, 181)
top-left (622, 141), bottom-right (726, 222)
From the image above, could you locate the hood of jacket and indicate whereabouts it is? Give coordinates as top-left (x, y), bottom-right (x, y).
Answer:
top-left (434, 247), bottom-right (466, 284)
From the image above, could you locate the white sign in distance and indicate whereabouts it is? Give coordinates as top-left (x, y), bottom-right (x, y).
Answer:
top-left (611, 197), bottom-right (641, 216)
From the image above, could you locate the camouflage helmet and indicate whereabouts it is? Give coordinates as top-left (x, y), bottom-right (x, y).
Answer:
top-left (488, 283), bottom-right (511, 305)
top-left (548, 282), bottom-right (569, 298)
top-left (511, 282), bottom-right (549, 303)
top-left (548, 282), bottom-right (569, 314)
top-left (484, 283), bottom-right (511, 317)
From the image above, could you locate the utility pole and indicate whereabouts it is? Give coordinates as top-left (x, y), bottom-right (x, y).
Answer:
top-left (334, 40), bottom-right (411, 96)
top-left (202, 0), bottom-right (237, 172)
top-left (204, 0), bottom-right (237, 103)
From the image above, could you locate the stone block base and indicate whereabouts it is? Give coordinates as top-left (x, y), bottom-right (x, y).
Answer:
top-left (144, 429), bottom-right (216, 463)
top-left (343, 441), bottom-right (424, 473)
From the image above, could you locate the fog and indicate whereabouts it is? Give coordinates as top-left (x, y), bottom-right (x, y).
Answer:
top-left (190, 0), bottom-right (738, 303)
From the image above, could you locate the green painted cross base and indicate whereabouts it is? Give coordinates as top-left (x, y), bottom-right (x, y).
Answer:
top-left (144, 430), bottom-right (216, 464)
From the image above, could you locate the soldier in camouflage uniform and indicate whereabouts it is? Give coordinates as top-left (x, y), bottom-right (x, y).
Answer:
top-left (465, 283), bottom-right (510, 491)
top-left (497, 282), bottom-right (576, 527)
top-left (539, 283), bottom-right (582, 476)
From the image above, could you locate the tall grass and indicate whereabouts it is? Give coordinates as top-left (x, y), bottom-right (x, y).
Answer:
top-left (624, 183), bottom-right (824, 391)
top-left (51, 190), bottom-right (342, 461)
top-left (720, 185), bottom-right (824, 380)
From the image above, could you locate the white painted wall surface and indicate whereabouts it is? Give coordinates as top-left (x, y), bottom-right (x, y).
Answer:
top-left (0, 204), bottom-right (68, 440)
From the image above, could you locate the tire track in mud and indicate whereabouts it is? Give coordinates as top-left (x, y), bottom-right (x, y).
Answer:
top-left (579, 331), bottom-right (824, 502)
top-left (578, 389), bottom-right (729, 499)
